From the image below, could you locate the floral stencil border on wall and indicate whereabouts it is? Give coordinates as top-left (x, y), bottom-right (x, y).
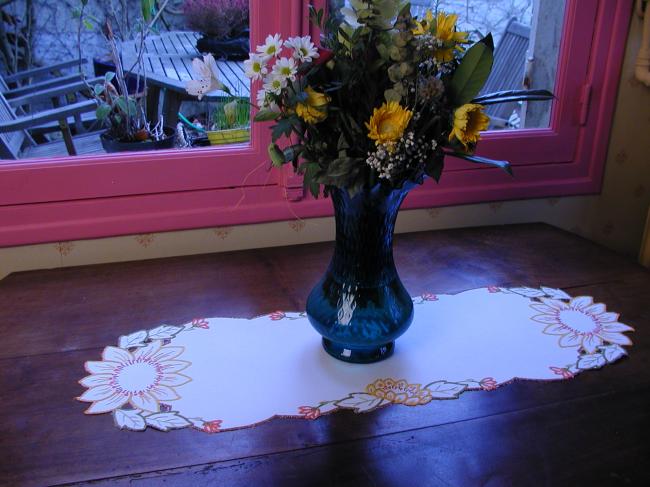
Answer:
top-left (77, 286), bottom-right (632, 433)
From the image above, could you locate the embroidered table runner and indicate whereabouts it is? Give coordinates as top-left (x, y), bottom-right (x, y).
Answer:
top-left (77, 286), bottom-right (633, 433)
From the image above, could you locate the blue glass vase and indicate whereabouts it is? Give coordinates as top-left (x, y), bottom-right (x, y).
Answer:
top-left (306, 184), bottom-right (414, 363)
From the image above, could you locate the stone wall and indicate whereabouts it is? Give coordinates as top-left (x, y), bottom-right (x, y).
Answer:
top-left (2, 0), bottom-right (187, 74)
top-left (4, 0), bottom-right (535, 75)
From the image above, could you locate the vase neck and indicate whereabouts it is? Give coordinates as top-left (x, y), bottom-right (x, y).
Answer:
top-left (328, 186), bottom-right (408, 287)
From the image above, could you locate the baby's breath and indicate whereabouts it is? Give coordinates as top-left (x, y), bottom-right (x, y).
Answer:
top-left (366, 132), bottom-right (438, 181)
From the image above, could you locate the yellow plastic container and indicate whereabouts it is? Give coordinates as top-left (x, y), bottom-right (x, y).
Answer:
top-left (207, 128), bottom-right (250, 145)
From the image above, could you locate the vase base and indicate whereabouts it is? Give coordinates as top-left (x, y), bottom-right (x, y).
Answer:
top-left (322, 338), bottom-right (394, 364)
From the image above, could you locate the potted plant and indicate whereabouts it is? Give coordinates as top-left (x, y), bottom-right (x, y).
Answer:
top-left (183, 0), bottom-right (249, 60)
top-left (245, 2), bottom-right (553, 363)
top-left (182, 52), bottom-right (250, 145)
top-left (206, 97), bottom-right (250, 145)
top-left (77, 0), bottom-right (167, 93)
top-left (76, 2), bottom-right (175, 152)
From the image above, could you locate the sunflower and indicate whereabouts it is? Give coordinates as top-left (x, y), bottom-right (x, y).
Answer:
top-left (296, 86), bottom-right (331, 124)
top-left (366, 101), bottom-right (413, 146)
top-left (414, 10), bottom-right (469, 63)
top-left (449, 103), bottom-right (490, 150)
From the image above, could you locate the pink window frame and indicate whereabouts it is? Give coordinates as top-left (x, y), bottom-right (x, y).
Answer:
top-left (0, 0), bottom-right (633, 247)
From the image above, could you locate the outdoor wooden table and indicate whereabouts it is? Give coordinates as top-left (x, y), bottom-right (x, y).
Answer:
top-left (120, 31), bottom-right (250, 124)
top-left (0, 223), bottom-right (649, 486)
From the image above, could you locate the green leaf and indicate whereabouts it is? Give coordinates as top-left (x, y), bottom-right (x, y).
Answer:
top-left (104, 71), bottom-right (115, 83)
top-left (481, 32), bottom-right (495, 51)
top-left (94, 84), bottom-right (105, 96)
top-left (315, 157), bottom-right (364, 189)
top-left (301, 162), bottom-right (321, 198)
top-left (384, 88), bottom-right (402, 103)
top-left (337, 133), bottom-right (350, 151)
top-left (326, 157), bottom-right (356, 178)
top-left (141, 0), bottom-right (155, 22)
top-left (309, 6), bottom-right (324, 28)
top-left (254, 109), bottom-right (281, 122)
top-left (271, 118), bottom-right (294, 142)
top-left (449, 35), bottom-right (494, 106)
top-left (116, 96), bottom-right (137, 116)
top-left (83, 19), bottom-right (94, 31)
top-left (451, 152), bottom-right (513, 176)
top-left (268, 143), bottom-right (286, 167)
top-left (128, 99), bottom-right (138, 116)
top-left (425, 155), bottom-right (445, 182)
top-left (115, 97), bottom-right (128, 114)
top-left (95, 104), bottom-right (111, 120)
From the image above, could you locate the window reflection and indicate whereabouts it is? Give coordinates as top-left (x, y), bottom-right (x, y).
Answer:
top-left (0, 0), bottom-right (251, 160)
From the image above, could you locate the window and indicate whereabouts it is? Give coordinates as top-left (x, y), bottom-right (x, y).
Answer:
top-left (1, 0), bottom-right (253, 161)
top-left (0, 0), bottom-right (635, 246)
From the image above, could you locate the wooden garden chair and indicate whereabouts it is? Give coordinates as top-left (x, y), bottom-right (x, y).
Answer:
top-left (479, 19), bottom-right (531, 128)
top-left (1, 58), bottom-right (99, 135)
top-left (0, 59), bottom-right (88, 99)
top-left (0, 79), bottom-right (104, 160)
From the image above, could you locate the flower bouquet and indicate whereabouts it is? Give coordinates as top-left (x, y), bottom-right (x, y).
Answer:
top-left (244, 0), bottom-right (553, 363)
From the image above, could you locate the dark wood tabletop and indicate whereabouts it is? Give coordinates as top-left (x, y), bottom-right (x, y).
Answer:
top-left (0, 223), bottom-right (648, 487)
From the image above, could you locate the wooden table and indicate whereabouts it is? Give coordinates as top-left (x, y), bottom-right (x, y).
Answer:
top-left (0, 223), bottom-right (648, 486)
top-left (121, 31), bottom-right (250, 124)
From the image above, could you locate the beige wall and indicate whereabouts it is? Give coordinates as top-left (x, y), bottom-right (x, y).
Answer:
top-left (1, 14), bottom-right (649, 280)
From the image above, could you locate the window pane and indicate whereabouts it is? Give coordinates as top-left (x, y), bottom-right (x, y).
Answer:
top-left (0, 0), bottom-right (251, 161)
top-left (330, 0), bottom-right (564, 130)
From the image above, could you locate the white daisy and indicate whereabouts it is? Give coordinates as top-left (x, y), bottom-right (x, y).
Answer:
top-left (244, 53), bottom-right (268, 81)
top-left (531, 296), bottom-right (634, 353)
top-left (285, 36), bottom-right (320, 63)
top-left (257, 33), bottom-right (283, 60)
top-left (263, 74), bottom-right (287, 96)
top-left (271, 57), bottom-right (297, 82)
top-left (77, 341), bottom-right (192, 414)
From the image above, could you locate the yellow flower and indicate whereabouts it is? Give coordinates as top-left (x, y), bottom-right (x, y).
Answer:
top-left (414, 10), bottom-right (469, 62)
top-left (366, 101), bottom-right (413, 146)
top-left (433, 12), bottom-right (469, 62)
top-left (449, 103), bottom-right (490, 150)
top-left (412, 9), bottom-right (434, 36)
top-left (366, 379), bottom-right (432, 406)
top-left (296, 86), bottom-right (331, 124)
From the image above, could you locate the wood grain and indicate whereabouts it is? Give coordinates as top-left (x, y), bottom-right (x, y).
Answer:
top-left (0, 224), bottom-right (648, 486)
